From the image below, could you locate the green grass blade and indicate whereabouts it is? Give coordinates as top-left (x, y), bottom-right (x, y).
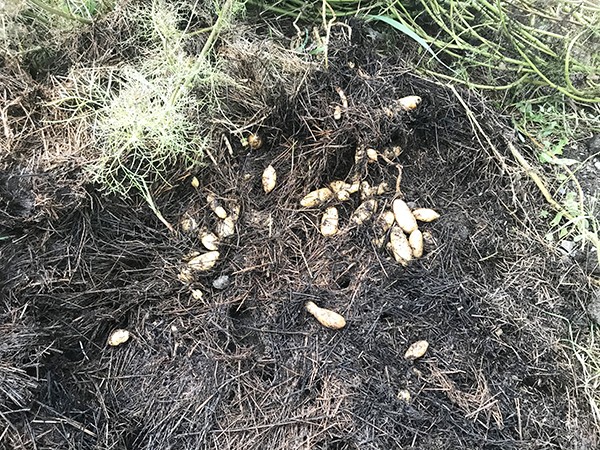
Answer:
top-left (363, 14), bottom-right (450, 70)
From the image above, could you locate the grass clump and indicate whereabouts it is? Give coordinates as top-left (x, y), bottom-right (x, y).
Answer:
top-left (53, 0), bottom-right (240, 230)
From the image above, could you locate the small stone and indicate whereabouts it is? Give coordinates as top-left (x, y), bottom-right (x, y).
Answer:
top-left (212, 275), bottom-right (230, 290)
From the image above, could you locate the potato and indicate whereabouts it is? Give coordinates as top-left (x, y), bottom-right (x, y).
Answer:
top-left (180, 217), bottom-right (198, 233)
top-left (372, 210), bottom-right (396, 247)
top-left (389, 226), bottom-right (412, 266)
top-left (351, 199), bottom-right (377, 225)
top-left (366, 148), bottom-right (378, 161)
top-left (354, 146), bottom-right (366, 165)
top-left (412, 208), bottom-right (440, 222)
top-left (191, 289), bottom-right (204, 300)
top-left (329, 180), bottom-right (352, 193)
top-left (398, 95), bottom-right (422, 111)
top-left (382, 145), bottom-right (402, 160)
top-left (200, 231), bottom-right (219, 251)
top-left (404, 340), bottom-right (429, 360)
top-left (229, 202), bottom-right (241, 221)
top-left (188, 251), bottom-right (220, 272)
top-left (376, 182), bottom-right (391, 196)
top-left (206, 193), bottom-right (228, 219)
top-left (329, 181), bottom-right (352, 201)
top-left (216, 217), bottom-right (235, 238)
top-left (347, 182), bottom-right (360, 194)
top-left (409, 229), bottom-right (423, 258)
top-left (177, 268), bottom-right (195, 283)
top-left (360, 181), bottom-right (377, 200)
top-left (305, 301), bottom-right (346, 330)
top-left (248, 133), bottom-right (263, 150)
top-left (333, 105), bottom-right (342, 120)
top-left (336, 190), bottom-right (351, 201)
top-left (373, 210), bottom-right (395, 233)
top-left (397, 389), bottom-right (411, 403)
top-left (108, 329), bottom-right (130, 347)
top-left (191, 176), bottom-right (200, 188)
top-left (300, 187), bottom-right (334, 207)
top-left (262, 165), bottom-right (276, 193)
top-left (320, 207), bottom-right (339, 237)
top-left (393, 199), bottom-right (418, 234)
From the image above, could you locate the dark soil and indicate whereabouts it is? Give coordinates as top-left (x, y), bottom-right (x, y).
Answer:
top-left (1, 18), bottom-right (598, 450)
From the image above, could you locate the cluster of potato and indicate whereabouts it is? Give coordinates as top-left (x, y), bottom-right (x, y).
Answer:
top-left (177, 184), bottom-right (240, 283)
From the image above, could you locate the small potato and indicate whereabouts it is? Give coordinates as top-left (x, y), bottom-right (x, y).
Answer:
top-left (412, 208), bottom-right (440, 222)
top-left (393, 199), bottom-right (418, 234)
top-left (373, 210), bottom-right (395, 232)
top-left (398, 95), bottom-right (422, 111)
top-left (372, 210), bottom-right (396, 247)
top-left (397, 389), bottom-right (411, 403)
top-left (178, 268), bottom-right (195, 283)
top-left (300, 187), bottom-right (334, 207)
top-left (376, 182), bottom-right (391, 196)
top-left (180, 217), bottom-right (198, 233)
top-left (409, 229), bottom-right (423, 258)
top-left (360, 181), bottom-right (377, 200)
top-left (305, 301), bottom-right (346, 330)
top-left (347, 182), bottom-right (360, 194)
top-left (320, 207), bottom-right (339, 237)
top-left (329, 180), bottom-right (352, 193)
top-left (262, 165), bottom-right (277, 193)
top-left (382, 146), bottom-right (402, 160)
top-left (216, 217), bottom-right (235, 238)
top-left (248, 133), bottom-right (263, 150)
top-left (229, 202), bottom-right (241, 221)
top-left (404, 340), bottom-right (429, 360)
top-left (354, 146), bottom-right (366, 165)
top-left (188, 251), bottom-right (220, 272)
top-left (333, 105), bottom-right (342, 120)
top-left (351, 199), bottom-right (377, 225)
top-left (207, 194), bottom-right (228, 219)
top-left (366, 148), bottom-right (378, 162)
top-left (108, 329), bottom-right (130, 347)
top-left (336, 190), bottom-right (351, 201)
top-left (191, 176), bottom-right (200, 188)
top-left (200, 231), bottom-right (219, 251)
top-left (390, 226), bottom-right (412, 266)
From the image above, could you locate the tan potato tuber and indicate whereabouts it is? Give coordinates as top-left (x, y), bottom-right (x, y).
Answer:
top-left (262, 165), bottom-right (277, 193)
top-left (180, 217), bottom-right (198, 233)
top-left (305, 301), bottom-right (346, 329)
top-left (351, 199), bottom-right (377, 225)
top-left (200, 231), bottom-right (219, 251)
top-left (320, 207), bottom-right (339, 237)
top-left (412, 208), bottom-right (440, 222)
top-left (188, 251), bottom-right (220, 272)
top-left (333, 105), bottom-right (342, 120)
top-left (393, 199), bottom-right (418, 234)
top-left (247, 133), bottom-right (263, 150)
top-left (206, 193), bottom-right (228, 219)
top-left (404, 340), bottom-right (429, 360)
top-left (389, 226), bottom-right (412, 266)
top-left (397, 95), bottom-right (422, 111)
top-left (409, 229), bottom-right (424, 258)
top-left (366, 148), bottom-right (378, 162)
top-left (300, 187), bottom-right (334, 207)
top-left (216, 217), bottom-right (235, 238)
top-left (108, 329), bottom-right (130, 347)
